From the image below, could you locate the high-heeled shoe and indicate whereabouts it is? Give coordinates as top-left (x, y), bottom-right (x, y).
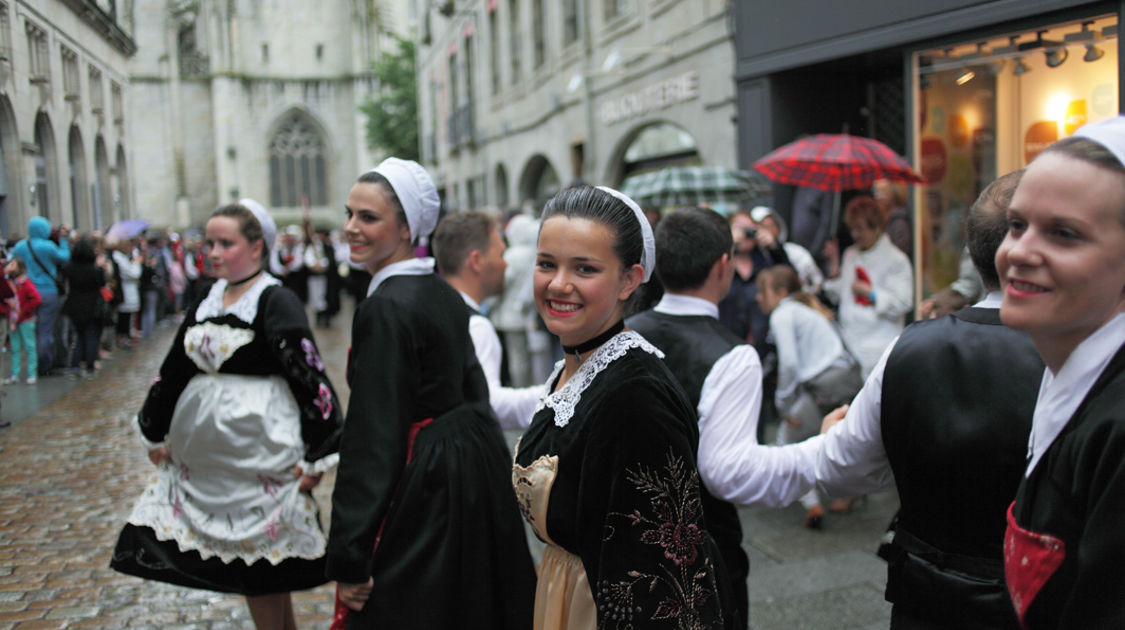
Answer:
top-left (802, 504), bottom-right (825, 530)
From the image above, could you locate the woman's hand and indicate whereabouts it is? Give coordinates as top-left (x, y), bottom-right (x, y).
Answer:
top-left (338, 578), bottom-right (374, 611)
top-left (293, 465), bottom-right (324, 492)
top-left (821, 405), bottom-right (849, 434)
top-left (147, 446), bottom-right (171, 466)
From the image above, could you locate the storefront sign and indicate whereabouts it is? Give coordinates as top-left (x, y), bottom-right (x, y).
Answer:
top-left (1024, 121), bottom-right (1058, 164)
top-left (1064, 100), bottom-right (1087, 136)
top-left (600, 71), bottom-right (699, 125)
top-left (920, 137), bottom-right (947, 184)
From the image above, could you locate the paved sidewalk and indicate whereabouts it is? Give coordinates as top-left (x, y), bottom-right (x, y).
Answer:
top-left (0, 301), bottom-right (897, 629)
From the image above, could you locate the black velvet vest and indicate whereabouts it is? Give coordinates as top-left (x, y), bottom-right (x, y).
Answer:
top-left (626, 308), bottom-right (751, 625)
top-left (880, 307), bottom-right (1042, 627)
top-left (627, 310), bottom-right (745, 405)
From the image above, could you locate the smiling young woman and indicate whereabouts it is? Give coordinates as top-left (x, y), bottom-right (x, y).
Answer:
top-left (999, 117), bottom-right (1125, 629)
top-left (325, 158), bottom-right (535, 630)
top-left (343, 172), bottom-right (414, 275)
top-left (514, 185), bottom-right (731, 630)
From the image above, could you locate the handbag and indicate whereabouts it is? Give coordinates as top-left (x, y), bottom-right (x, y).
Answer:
top-left (25, 240), bottom-right (66, 297)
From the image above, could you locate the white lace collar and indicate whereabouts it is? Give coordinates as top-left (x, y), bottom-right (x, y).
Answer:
top-left (194, 273), bottom-right (281, 324)
top-left (535, 330), bottom-right (663, 428)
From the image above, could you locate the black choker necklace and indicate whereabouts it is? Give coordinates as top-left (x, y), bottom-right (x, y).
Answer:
top-left (227, 271), bottom-right (262, 287)
top-left (563, 320), bottom-right (624, 361)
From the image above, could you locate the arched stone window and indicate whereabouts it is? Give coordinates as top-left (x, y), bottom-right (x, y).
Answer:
top-left (268, 112), bottom-right (328, 207)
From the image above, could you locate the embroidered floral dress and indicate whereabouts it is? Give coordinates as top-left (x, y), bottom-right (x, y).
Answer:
top-left (110, 274), bottom-right (343, 595)
top-left (513, 331), bottom-right (729, 630)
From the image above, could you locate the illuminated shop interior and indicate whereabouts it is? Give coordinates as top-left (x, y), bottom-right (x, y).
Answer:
top-left (912, 14), bottom-right (1118, 294)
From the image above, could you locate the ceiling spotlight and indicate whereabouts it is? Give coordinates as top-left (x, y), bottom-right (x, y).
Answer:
top-left (992, 35), bottom-right (1021, 55)
top-left (955, 69), bottom-right (976, 85)
top-left (1085, 43), bottom-right (1105, 62)
top-left (1065, 21), bottom-right (1098, 44)
top-left (1013, 57), bottom-right (1030, 76)
top-left (1045, 47), bottom-right (1069, 68)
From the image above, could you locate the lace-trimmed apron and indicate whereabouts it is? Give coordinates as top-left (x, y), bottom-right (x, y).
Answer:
top-left (513, 445), bottom-right (597, 630)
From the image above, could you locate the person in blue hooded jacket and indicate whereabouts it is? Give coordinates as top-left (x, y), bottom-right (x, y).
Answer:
top-left (12, 216), bottom-right (71, 375)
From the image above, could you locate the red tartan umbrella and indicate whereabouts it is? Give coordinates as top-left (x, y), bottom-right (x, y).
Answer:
top-left (751, 133), bottom-right (924, 192)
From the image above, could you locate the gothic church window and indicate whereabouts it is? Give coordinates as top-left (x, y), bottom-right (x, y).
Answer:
top-left (269, 113), bottom-right (327, 207)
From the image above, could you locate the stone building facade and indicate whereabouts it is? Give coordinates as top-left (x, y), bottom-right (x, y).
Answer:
top-left (0, 0), bottom-right (135, 238)
top-left (127, 0), bottom-right (413, 229)
top-left (417, 0), bottom-right (737, 212)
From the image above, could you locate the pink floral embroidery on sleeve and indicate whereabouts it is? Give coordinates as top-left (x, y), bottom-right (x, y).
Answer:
top-left (313, 383), bottom-right (333, 420)
top-left (301, 338), bottom-right (324, 372)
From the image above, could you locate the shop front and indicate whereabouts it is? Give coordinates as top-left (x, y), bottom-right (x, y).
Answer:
top-left (733, 0), bottom-right (1123, 302)
top-left (913, 12), bottom-right (1118, 293)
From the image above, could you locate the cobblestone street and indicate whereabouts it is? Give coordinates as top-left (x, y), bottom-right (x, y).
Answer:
top-left (0, 299), bottom-right (897, 629)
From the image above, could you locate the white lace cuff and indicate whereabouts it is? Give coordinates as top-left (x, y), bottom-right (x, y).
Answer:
top-left (301, 452), bottom-right (339, 475)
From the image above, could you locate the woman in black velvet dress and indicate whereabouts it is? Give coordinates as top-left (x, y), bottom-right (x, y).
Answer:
top-left (325, 158), bottom-right (535, 629)
top-left (513, 185), bottom-right (730, 629)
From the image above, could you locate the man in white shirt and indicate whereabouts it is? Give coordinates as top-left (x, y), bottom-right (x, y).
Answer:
top-left (813, 170), bottom-right (1040, 628)
top-left (627, 206), bottom-right (813, 629)
top-left (432, 212), bottom-right (544, 430)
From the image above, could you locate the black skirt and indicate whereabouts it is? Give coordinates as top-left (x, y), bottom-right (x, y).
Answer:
top-left (340, 403), bottom-right (536, 629)
top-left (110, 523), bottom-right (330, 596)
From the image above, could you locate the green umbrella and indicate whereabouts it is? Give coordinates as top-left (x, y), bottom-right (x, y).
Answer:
top-left (619, 166), bottom-right (771, 208)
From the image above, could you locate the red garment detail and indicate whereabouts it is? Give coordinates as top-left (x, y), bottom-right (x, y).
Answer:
top-left (12, 277), bottom-right (41, 323)
top-left (854, 266), bottom-right (873, 305)
top-left (1004, 501), bottom-right (1066, 629)
top-left (331, 417), bottom-right (434, 630)
top-left (345, 346), bottom-right (352, 387)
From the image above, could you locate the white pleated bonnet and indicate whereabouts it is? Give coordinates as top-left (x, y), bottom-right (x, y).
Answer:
top-left (238, 197), bottom-right (278, 250)
top-left (368, 158), bottom-right (441, 242)
top-left (1074, 115), bottom-right (1125, 168)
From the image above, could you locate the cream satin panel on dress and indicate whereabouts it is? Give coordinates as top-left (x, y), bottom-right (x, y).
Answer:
top-left (513, 452), bottom-right (597, 630)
